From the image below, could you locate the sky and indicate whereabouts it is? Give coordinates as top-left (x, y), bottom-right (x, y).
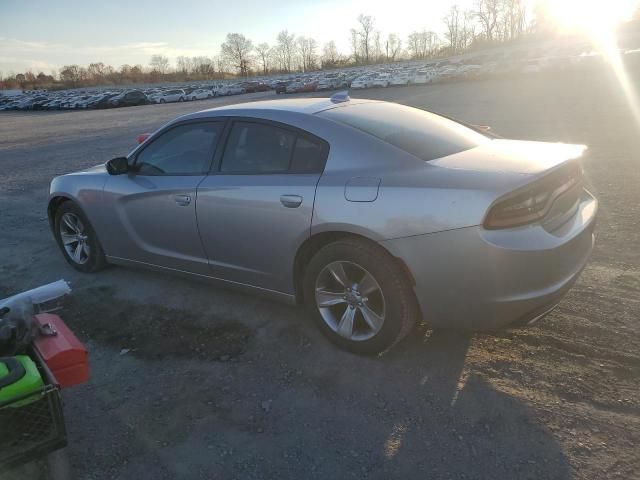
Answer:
top-left (0, 0), bottom-right (484, 74)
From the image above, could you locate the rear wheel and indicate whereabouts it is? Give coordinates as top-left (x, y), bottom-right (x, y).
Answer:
top-left (54, 202), bottom-right (106, 273)
top-left (303, 238), bottom-right (418, 354)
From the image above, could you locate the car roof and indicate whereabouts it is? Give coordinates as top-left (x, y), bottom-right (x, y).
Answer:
top-left (197, 97), bottom-right (377, 116)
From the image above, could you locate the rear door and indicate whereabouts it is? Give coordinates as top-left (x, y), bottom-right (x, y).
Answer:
top-left (196, 119), bottom-right (329, 294)
top-left (102, 120), bottom-right (225, 274)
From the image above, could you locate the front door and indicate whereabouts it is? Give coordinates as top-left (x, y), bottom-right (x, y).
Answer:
top-left (102, 120), bottom-right (225, 274)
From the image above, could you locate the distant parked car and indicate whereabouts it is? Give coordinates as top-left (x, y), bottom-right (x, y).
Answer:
top-left (389, 72), bottom-right (411, 86)
top-left (275, 81), bottom-right (290, 94)
top-left (410, 71), bottom-right (431, 84)
top-left (350, 75), bottom-right (373, 89)
top-left (316, 77), bottom-right (340, 91)
top-left (217, 84), bottom-right (245, 96)
top-left (151, 89), bottom-right (186, 104)
top-left (285, 82), bottom-right (304, 93)
top-left (87, 93), bottom-right (118, 109)
top-left (108, 90), bottom-right (149, 108)
top-left (370, 74), bottom-right (391, 88)
top-left (189, 89), bottom-right (214, 101)
top-left (241, 81), bottom-right (270, 93)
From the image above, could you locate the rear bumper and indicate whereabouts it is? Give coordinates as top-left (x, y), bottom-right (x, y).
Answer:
top-left (382, 191), bottom-right (597, 330)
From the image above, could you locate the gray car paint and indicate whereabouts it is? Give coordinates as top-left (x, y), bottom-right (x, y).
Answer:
top-left (48, 98), bottom-right (597, 329)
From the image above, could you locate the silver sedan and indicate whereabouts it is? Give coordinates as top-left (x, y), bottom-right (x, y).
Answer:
top-left (48, 94), bottom-right (597, 353)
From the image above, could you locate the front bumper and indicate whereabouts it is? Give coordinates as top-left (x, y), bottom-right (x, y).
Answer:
top-left (382, 191), bottom-right (597, 330)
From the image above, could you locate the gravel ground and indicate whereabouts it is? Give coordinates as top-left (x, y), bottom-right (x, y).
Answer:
top-left (0, 68), bottom-right (639, 480)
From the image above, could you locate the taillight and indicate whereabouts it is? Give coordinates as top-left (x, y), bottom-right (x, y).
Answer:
top-left (484, 163), bottom-right (581, 229)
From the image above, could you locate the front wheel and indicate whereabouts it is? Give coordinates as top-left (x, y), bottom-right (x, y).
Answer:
top-left (54, 202), bottom-right (106, 273)
top-left (303, 238), bottom-right (418, 354)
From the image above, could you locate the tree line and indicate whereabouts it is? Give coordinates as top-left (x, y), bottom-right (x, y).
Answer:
top-left (0, 1), bottom-right (563, 90)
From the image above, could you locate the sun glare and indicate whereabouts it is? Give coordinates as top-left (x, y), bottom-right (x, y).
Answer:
top-left (544, 0), bottom-right (638, 39)
top-left (544, 0), bottom-right (640, 131)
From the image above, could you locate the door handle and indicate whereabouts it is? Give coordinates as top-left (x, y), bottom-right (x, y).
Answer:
top-left (174, 194), bottom-right (191, 206)
top-left (280, 195), bottom-right (303, 208)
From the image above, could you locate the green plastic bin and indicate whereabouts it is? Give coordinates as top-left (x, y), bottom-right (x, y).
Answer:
top-left (0, 355), bottom-right (44, 407)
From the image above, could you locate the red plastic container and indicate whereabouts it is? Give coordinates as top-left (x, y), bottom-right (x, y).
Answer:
top-left (33, 314), bottom-right (89, 389)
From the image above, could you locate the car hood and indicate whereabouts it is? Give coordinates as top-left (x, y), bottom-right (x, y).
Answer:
top-left (68, 163), bottom-right (108, 175)
top-left (429, 139), bottom-right (586, 175)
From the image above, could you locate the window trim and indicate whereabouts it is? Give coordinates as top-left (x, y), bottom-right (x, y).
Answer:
top-left (131, 119), bottom-right (228, 176)
top-left (211, 117), bottom-right (330, 176)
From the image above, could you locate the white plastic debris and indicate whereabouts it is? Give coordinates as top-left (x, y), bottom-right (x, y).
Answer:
top-left (0, 279), bottom-right (71, 312)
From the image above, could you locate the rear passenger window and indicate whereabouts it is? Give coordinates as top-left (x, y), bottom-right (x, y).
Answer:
top-left (219, 121), bottom-right (328, 174)
top-left (221, 122), bottom-right (295, 173)
top-left (291, 136), bottom-right (327, 173)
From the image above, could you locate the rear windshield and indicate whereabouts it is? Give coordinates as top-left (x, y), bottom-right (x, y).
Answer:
top-left (318, 102), bottom-right (489, 161)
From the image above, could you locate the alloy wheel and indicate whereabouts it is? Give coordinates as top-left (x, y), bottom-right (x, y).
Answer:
top-left (59, 212), bottom-right (91, 264)
top-left (315, 261), bottom-right (386, 341)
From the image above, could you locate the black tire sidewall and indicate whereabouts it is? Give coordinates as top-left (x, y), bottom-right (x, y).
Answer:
top-left (303, 240), bottom-right (414, 354)
top-left (54, 202), bottom-right (104, 273)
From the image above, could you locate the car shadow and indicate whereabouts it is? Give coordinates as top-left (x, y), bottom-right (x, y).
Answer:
top-left (370, 328), bottom-right (572, 479)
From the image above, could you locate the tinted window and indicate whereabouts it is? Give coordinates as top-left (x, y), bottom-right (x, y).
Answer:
top-left (291, 136), bottom-right (327, 173)
top-left (136, 122), bottom-right (222, 175)
top-left (221, 122), bottom-right (295, 173)
top-left (319, 102), bottom-right (489, 161)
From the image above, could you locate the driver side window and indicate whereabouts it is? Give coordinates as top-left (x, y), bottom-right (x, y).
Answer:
top-left (136, 122), bottom-right (222, 175)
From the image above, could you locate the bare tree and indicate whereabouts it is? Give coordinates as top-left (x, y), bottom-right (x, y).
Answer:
top-left (306, 38), bottom-right (318, 71)
top-left (502, 0), bottom-right (526, 41)
top-left (349, 28), bottom-right (360, 64)
top-left (59, 65), bottom-right (80, 86)
top-left (356, 14), bottom-right (375, 63)
top-left (149, 55), bottom-right (170, 74)
top-left (276, 30), bottom-right (296, 72)
top-left (322, 40), bottom-right (340, 67)
top-left (176, 56), bottom-right (189, 74)
top-left (407, 31), bottom-right (438, 59)
top-left (385, 33), bottom-right (402, 62)
top-left (297, 37), bottom-right (319, 72)
top-left (443, 5), bottom-right (461, 53)
top-left (373, 31), bottom-right (382, 63)
top-left (462, 9), bottom-right (477, 49)
top-left (221, 33), bottom-right (253, 76)
top-left (474, 0), bottom-right (501, 42)
top-left (255, 43), bottom-right (270, 75)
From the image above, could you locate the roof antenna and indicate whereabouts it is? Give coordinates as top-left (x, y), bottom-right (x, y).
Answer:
top-left (330, 91), bottom-right (350, 103)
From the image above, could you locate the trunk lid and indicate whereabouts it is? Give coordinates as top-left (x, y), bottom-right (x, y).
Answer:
top-left (429, 139), bottom-right (586, 175)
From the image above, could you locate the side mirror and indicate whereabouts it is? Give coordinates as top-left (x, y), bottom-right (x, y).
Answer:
top-left (106, 156), bottom-right (129, 175)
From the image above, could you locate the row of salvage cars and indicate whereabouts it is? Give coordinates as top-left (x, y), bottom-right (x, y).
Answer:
top-left (0, 81), bottom-right (271, 111)
top-left (2, 44), bottom-right (633, 112)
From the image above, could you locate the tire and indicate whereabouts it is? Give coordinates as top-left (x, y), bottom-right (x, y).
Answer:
top-left (54, 201), bottom-right (106, 273)
top-left (303, 238), bottom-right (419, 354)
top-left (192, 96), bottom-right (197, 101)
top-left (160, 98), bottom-right (165, 104)
top-left (179, 97), bottom-right (184, 102)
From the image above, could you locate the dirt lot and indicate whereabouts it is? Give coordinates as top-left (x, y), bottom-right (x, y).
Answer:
top-left (1, 70), bottom-right (639, 480)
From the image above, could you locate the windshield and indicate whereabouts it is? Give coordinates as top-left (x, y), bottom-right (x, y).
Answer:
top-left (319, 102), bottom-right (490, 161)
